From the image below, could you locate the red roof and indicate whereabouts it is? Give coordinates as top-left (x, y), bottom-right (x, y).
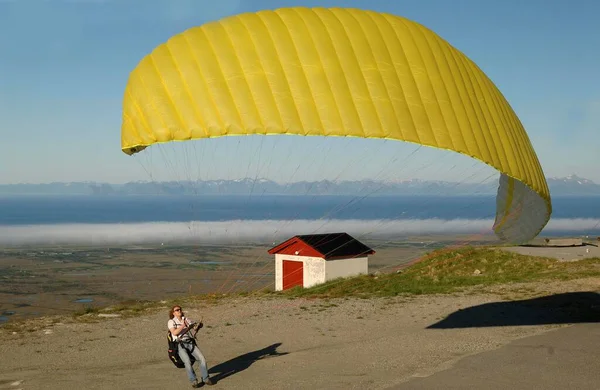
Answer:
top-left (268, 232), bottom-right (375, 260)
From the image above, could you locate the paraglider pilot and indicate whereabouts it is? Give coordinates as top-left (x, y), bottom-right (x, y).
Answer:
top-left (168, 305), bottom-right (214, 387)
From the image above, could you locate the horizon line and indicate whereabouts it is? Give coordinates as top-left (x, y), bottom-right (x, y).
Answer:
top-left (0, 174), bottom-right (595, 187)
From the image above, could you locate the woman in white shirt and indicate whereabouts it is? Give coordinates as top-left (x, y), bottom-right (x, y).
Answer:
top-left (168, 305), bottom-right (214, 387)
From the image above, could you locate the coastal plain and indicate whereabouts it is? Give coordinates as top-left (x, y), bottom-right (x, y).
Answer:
top-left (0, 236), bottom-right (467, 322)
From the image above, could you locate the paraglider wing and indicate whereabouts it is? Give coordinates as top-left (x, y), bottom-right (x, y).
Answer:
top-left (120, 7), bottom-right (552, 244)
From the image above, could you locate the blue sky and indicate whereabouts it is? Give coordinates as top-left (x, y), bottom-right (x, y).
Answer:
top-left (1, 0), bottom-right (599, 184)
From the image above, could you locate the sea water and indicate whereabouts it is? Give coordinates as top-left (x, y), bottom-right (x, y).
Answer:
top-left (0, 194), bottom-right (598, 246)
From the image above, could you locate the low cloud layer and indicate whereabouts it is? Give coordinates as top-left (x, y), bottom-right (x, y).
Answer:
top-left (1, 218), bottom-right (598, 247)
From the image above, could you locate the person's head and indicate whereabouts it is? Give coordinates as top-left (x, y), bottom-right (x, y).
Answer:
top-left (169, 305), bottom-right (183, 319)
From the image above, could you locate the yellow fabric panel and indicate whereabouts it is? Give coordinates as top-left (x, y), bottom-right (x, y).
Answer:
top-left (120, 7), bottom-right (552, 242)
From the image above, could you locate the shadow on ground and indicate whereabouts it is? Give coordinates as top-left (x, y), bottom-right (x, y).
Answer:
top-left (208, 342), bottom-right (288, 383)
top-left (519, 242), bottom-right (598, 248)
top-left (428, 292), bottom-right (600, 329)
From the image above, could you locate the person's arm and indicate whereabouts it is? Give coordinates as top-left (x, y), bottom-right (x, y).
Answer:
top-left (168, 320), bottom-right (188, 336)
top-left (170, 325), bottom-right (187, 336)
top-left (191, 318), bottom-right (204, 337)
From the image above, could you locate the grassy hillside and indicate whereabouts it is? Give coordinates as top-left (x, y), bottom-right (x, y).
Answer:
top-left (278, 246), bottom-right (600, 298)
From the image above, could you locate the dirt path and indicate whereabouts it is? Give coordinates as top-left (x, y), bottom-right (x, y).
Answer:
top-left (0, 278), bottom-right (598, 390)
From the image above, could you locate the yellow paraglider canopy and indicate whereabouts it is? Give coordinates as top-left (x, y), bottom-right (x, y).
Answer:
top-left (120, 7), bottom-right (552, 244)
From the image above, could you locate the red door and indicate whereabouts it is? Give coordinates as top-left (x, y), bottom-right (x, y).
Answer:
top-left (282, 260), bottom-right (303, 290)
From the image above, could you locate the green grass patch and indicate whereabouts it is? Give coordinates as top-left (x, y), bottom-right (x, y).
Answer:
top-left (277, 246), bottom-right (600, 298)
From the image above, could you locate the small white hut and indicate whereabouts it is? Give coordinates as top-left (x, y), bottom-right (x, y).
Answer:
top-left (268, 232), bottom-right (375, 291)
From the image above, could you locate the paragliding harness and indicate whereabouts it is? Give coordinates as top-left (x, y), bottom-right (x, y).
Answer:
top-left (167, 332), bottom-right (196, 368)
top-left (167, 319), bottom-right (201, 369)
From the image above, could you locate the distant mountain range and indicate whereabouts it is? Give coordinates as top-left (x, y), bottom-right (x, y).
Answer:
top-left (1, 175), bottom-right (599, 196)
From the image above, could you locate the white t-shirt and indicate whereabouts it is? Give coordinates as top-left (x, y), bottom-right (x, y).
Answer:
top-left (168, 316), bottom-right (195, 341)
